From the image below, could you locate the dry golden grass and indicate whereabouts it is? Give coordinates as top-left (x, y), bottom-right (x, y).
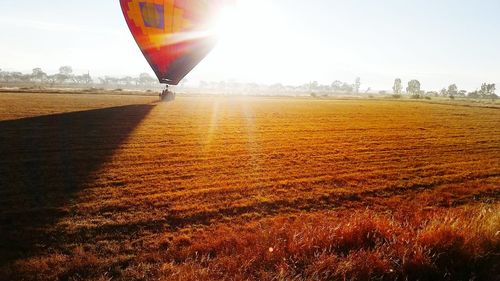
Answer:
top-left (162, 205), bottom-right (499, 281)
top-left (0, 93), bottom-right (499, 280)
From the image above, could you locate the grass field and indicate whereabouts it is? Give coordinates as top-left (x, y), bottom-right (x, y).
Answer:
top-left (0, 93), bottom-right (499, 280)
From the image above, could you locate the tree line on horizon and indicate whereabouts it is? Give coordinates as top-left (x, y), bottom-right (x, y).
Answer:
top-left (392, 78), bottom-right (497, 100)
top-left (200, 77), bottom-right (496, 99)
top-left (0, 66), bottom-right (158, 87)
top-left (0, 66), bottom-right (497, 99)
top-left (198, 77), bottom-right (365, 94)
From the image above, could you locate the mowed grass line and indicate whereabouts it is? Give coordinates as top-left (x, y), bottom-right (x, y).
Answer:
top-left (0, 94), bottom-right (498, 280)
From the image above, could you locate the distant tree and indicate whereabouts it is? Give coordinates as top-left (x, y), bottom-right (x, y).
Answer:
top-left (74, 75), bottom-right (84, 84)
top-left (354, 77), bottom-right (361, 94)
top-left (270, 83), bottom-right (285, 92)
top-left (20, 73), bottom-right (32, 82)
top-left (75, 73), bottom-right (92, 84)
top-left (479, 84), bottom-right (487, 96)
top-left (341, 83), bottom-right (354, 93)
top-left (4, 72), bottom-right (13, 82)
top-left (457, 90), bottom-right (467, 97)
top-left (103, 76), bottom-right (118, 85)
top-left (468, 91), bottom-right (480, 99)
top-left (479, 83), bottom-right (496, 98)
top-left (0, 69), bottom-right (5, 82)
top-left (139, 73), bottom-right (155, 85)
top-left (82, 73), bottom-right (93, 84)
top-left (447, 84), bottom-right (458, 98)
top-left (318, 84), bottom-right (330, 92)
top-left (32, 67), bottom-right (47, 82)
top-left (440, 88), bottom-right (447, 97)
top-left (331, 80), bottom-right (342, 91)
top-left (131, 77), bottom-right (139, 86)
top-left (489, 84), bottom-right (496, 95)
top-left (10, 72), bottom-right (23, 82)
top-left (57, 66), bottom-right (73, 83)
top-left (392, 78), bottom-right (402, 95)
top-left (309, 81), bottom-right (319, 91)
top-left (406, 80), bottom-right (421, 96)
top-left (59, 66), bottom-right (73, 75)
top-left (54, 73), bottom-right (68, 84)
top-left (46, 74), bottom-right (57, 85)
top-left (119, 76), bottom-right (134, 85)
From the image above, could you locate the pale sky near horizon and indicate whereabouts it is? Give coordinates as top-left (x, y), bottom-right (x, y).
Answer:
top-left (0, 0), bottom-right (499, 91)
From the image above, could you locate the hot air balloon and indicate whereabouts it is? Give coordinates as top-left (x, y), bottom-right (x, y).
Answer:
top-left (120, 0), bottom-right (230, 100)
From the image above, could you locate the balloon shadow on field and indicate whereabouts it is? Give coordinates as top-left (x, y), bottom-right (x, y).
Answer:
top-left (0, 104), bottom-right (154, 267)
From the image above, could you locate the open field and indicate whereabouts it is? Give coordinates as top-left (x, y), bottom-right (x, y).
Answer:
top-left (0, 93), bottom-right (499, 280)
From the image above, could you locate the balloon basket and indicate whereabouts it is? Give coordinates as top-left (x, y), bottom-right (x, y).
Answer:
top-left (159, 89), bottom-right (176, 102)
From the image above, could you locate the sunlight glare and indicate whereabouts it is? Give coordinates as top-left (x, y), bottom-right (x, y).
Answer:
top-left (192, 0), bottom-right (316, 85)
top-left (211, 0), bottom-right (281, 68)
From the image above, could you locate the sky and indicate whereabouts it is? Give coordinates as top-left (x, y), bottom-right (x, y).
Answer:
top-left (0, 0), bottom-right (499, 91)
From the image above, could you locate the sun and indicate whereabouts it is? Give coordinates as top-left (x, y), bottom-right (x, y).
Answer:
top-left (213, 0), bottom-right (276, 50)
top-left (190, 0), bottom-right (291, 84)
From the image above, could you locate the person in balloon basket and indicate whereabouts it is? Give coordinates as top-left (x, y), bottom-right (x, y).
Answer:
top-left (160, 89), bottom-right (176, 101)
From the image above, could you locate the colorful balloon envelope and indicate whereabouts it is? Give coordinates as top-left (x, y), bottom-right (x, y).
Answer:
top-left (120, 0), bottom-right (230, 85)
